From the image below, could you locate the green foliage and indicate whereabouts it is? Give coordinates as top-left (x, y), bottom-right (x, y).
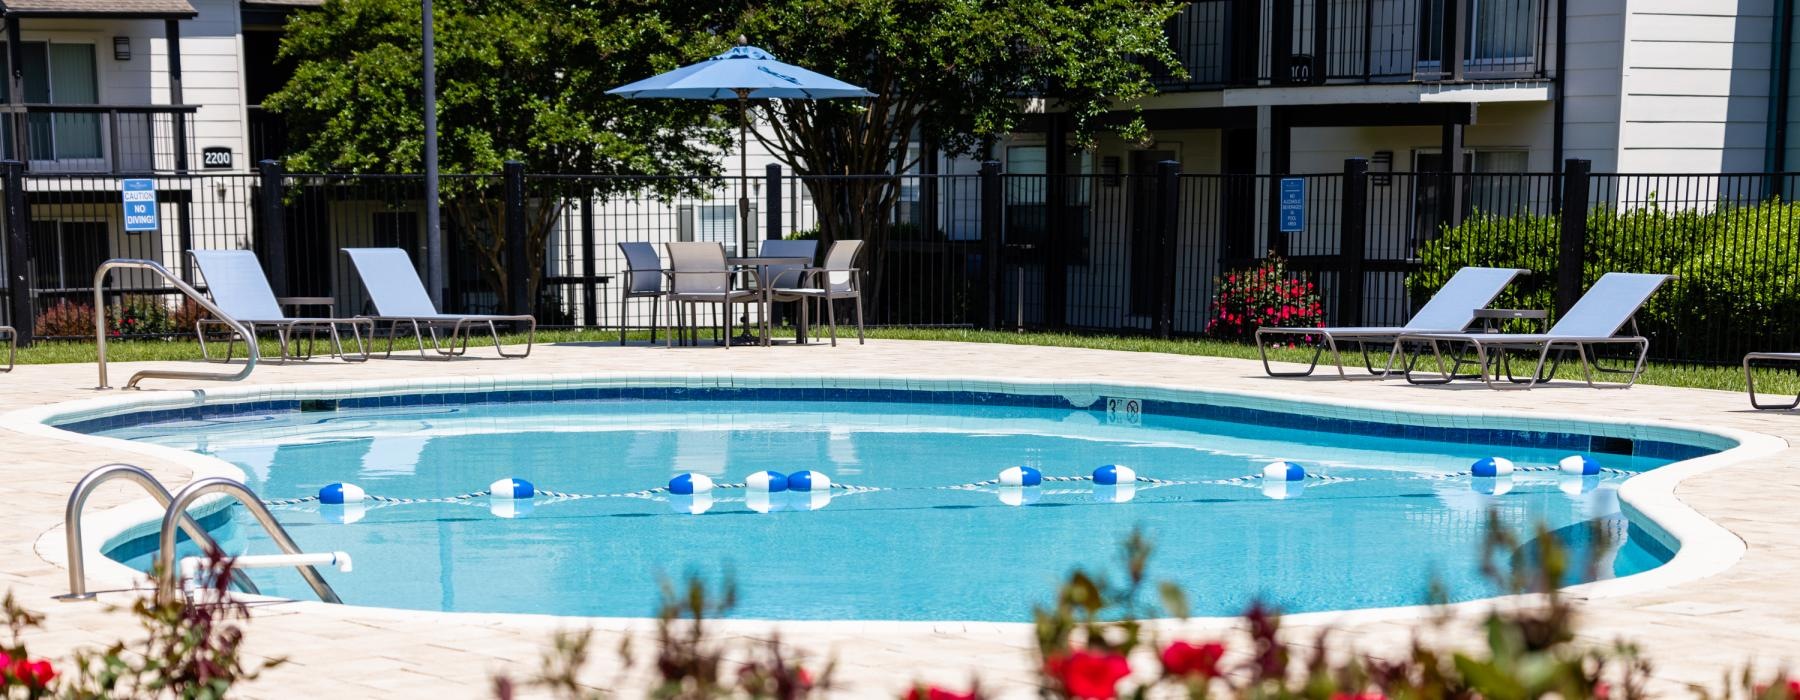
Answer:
top-left (267, 0), bottom-right (733, 305)
top-left (1409, 200), bottom-right (1800, 359)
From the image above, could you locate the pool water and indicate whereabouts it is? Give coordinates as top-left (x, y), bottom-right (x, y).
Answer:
top-left (95, 395), bottom-right (1681, 621)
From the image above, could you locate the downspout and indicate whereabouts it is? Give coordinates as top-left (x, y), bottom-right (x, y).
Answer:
top-left (1766, 0), bottom-right (1793, 190)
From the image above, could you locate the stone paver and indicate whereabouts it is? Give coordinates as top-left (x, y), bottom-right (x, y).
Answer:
top-left (0, 340), bottom-right (1795, 698)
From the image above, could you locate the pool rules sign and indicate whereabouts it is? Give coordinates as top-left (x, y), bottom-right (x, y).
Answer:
top-left (121, 178), bottom-right (157, 233)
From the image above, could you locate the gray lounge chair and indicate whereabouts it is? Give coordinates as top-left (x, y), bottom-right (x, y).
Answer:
top-left (1743, 352), bottom-right (1800, 409)
top-left (0, 326), bottom-right (12, 372)
top-left (340, 248), bottom-right (536, 359)
top-left (1397, 272), bottom-right (1671, 390)
top-left (768, 239), bottom-right (864, 346)
top-left (1255, 266), bottom-right (1527, 379)
top-left (189, 249), bottom-right (371, 363)
top-left (664, 242), bottom-right (764, 348)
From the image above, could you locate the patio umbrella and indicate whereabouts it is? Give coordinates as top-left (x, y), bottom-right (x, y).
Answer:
top-left (608, 40), bottom-right (874, 255)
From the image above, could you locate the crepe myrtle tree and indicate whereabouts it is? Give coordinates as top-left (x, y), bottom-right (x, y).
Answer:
top-left (266, 0), bottom-right (732, 311)
top-left (733, 0), bottom-right (1185, 292)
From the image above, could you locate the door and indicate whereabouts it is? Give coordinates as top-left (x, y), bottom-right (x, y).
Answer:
top-left (1128, 149), bottom-right (1176, 316)
top-left (0, 43), bottom-right (101, 167)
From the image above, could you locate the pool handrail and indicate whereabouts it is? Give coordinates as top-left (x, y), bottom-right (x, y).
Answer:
top-left (94, 258), bottom-right (259, 390)
top-left (156, 476), bottom-right (342, 603)
top-left (59, 463), bottom-right (258, 601)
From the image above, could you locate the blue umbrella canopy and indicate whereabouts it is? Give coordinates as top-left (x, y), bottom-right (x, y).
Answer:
top-left (606, 45), bottom-right (874, 100)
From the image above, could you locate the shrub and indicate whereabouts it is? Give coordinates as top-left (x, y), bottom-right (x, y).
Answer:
top-left (168, 298), bottom-right (212, 337)
top-left (110, 296), bottom-right (174, 337)
top-left (33, 301), bottom-right (98, 339)
top-left (1204, 255), bottom-right (1324, 340)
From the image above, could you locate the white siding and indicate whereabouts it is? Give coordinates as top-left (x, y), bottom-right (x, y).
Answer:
top-left (1616, 0), bottom-right (1775, 172)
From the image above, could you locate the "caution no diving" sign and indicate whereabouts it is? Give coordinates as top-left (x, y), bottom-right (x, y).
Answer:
top-left (122, 178), bottom-right (157, 233)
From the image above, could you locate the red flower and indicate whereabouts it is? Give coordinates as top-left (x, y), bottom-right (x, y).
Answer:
top-left (1044, 650), bottom-right (1131, 699)
top-left (797, 667), bottom-right (814, 689)
top-left (1595, 682), bottom-right (1611, 699)
top-left (904, 685), bottom-right (976, 700)
top-left (1160, 641), bottom-right (1225, 678)
top-left (9, 658), bottom-right (53, 689)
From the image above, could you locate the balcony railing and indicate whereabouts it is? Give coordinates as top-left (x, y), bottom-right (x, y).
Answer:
top-left (0, 104), bottom-right (198, 174)
top-left (1152, 0), bottom-right (1553, 92)
top-left (247, 105), bottom-right (285, 169)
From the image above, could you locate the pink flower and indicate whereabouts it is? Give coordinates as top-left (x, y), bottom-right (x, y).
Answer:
top-left (1044, 650), bottom-right (1131, 699)
top-left (1160, 641), bottom-right (1225, 678)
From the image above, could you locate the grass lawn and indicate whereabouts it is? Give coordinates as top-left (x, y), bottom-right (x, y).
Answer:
top-left (12, 326), bottom-right (1794, 395)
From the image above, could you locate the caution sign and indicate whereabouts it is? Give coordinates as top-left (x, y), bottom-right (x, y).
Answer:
top-left (122, 178), bottom-right (157, 233)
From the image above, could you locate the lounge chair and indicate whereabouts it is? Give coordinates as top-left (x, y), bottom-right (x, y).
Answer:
top-left (663, 242), bottom-right (764, 348)
top-left (189, 249), bottom-right (371, 363)
top-left (1397, 272), bottom-right (1671, 390)
top-left (340, 248), bottom-right (536, 359)
top-left (1742, 352), bottom-right (1800, 409)
top-left (0, 325), bottom-right (12, 372)
top-left (1255, 266), bottom-right (1527, 379)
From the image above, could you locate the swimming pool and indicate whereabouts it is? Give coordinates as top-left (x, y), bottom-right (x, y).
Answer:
top-left (67, 377), bottom-right (1725, 622)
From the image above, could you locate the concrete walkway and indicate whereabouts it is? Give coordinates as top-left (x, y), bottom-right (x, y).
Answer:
top-left (0, 339), bottom-right (1795, 698)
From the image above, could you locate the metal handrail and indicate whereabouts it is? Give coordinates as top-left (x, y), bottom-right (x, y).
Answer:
top-left (156, 477), bottom-right (341, 604)
top-left (95, 259), bottom-right (259, 390)
top-left (58, 464), bottom-right (258, 601)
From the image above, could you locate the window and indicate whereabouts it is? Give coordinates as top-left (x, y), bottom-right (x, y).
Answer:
top-left (1416, 0), bottom-right (1539, 67)
top-left (1003, 145), bottom-right (1094, 257)
top-left (0, 42), bottom-right (101, 162)
top-left (1409, 149), bottom-right (1533, 243)
top-left (697, 204), bottom-right (738, 253)
top-left (29, 220), bottom-right (107, 290)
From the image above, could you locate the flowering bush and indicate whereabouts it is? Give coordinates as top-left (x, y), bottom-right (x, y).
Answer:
top-left (32, 302), bottom-right (97, 339)
top-left (1204, 255), bottom-right (1324, 341)
top-left (109, 296), bottom-right (174, 338)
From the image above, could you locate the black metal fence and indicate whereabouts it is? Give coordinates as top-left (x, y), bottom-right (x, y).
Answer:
top-left (1, 157), bottom-right (1797, 366)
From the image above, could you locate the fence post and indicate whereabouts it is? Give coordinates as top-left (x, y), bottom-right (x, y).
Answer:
top-left (503, 160), bottom-right (529, 319)
top-left (1339, 157), bottom-right (1369, 327)
top-left (1154, 160), bottom-right (1181, 338)
top-left (1556, 158), bottom-right (1591, 316)
top-left (580, 195), bottom-right (597, 328)
top-left (2, 161), bottom-right (28, 346)
top-left (765, 164), bottom-right (782, 241)
top-left (979, 160), bottom-right (1003, 330)
top-left (257, 159), bottom-right (288, 296)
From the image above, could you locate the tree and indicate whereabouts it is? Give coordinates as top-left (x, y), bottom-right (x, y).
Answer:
top-left (732, 0), bottom-right (1185, 294)
top-left (265, 0), bottom-right (732, 310)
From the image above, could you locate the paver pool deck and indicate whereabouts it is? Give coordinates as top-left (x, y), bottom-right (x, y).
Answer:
top-left (0, 339), bottom-right (1796, 698)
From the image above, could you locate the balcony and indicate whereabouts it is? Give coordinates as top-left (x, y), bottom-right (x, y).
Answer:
top-left (1152, 0), bottom-right (1553, 92)
top-left (0, 104), bottom-right (198, 174)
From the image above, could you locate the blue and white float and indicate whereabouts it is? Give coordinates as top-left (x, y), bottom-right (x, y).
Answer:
top-left (668, 472), bottom-right (715, 495)
top-left (1472, 475), bottom-right (1514, 496)
top-left (745, 470), bottom-right (789, 493)
top-left (787, 470), bottom-right (832, 492)
top-left (1093, 482), bottom-right (1137, 503)
top-left (1470, 457), bottom-right (1515, 478)
top-left (999, 465), bottom-right (1043, 488)
top-left (318, 482), bottom-right (364, 505)
top-left (745, 489), bottom-right (777, 514)
top-left (489, 477), bottom-right (535, 500)
top-left (791, 489), bottom-right (834, 511)
top-left (1263, 461), bottom-right (1306, 482)
top-left (1091, 464), bottom-right (1135, 486)
top-left (669, 492), bottom-right (715, 515)
top-left (1559, 455), bottom-right (1602, 476)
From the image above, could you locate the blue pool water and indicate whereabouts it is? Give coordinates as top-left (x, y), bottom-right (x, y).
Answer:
top-left (87, 389), bottom-right (1691, 621)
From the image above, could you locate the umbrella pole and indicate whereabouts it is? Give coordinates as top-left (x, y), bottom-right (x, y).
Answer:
top-left (738, 91), bottom-right (751, 255)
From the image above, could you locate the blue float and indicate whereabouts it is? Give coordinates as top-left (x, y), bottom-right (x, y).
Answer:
top-left (1470, 457), bottom-right (1515, 478)
top-left (1092, 464), bottom-right (1135, 486)
top-left (1262, 461), bottom-right (1306, 482)
top-left (668, 472), bottom-right (715, 495)
top-left (745, 470), bottom-right (789, 493)
top-left (489, 477), bottom-right (535, 500)
top-left (318, 482), bottom-right (365, 505)
top-left (787, 470), bottom-right (832, 492)
top-left (999, 465), bottom-right (1043, 487)
top-left (1559, 455), bottom-right (1601, 476)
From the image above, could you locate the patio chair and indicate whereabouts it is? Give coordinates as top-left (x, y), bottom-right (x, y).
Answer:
top-left (663, 242), bottom-right (764, 348)
top-left (1396, 272), bottom-right (1671, 390)
top-left (1255, 266), bottom-right (1527, 379)
top-left (767, 239), bottom-right (865, 346)
top-left (754, 239), bottom-right (817, 338)
top-left (617, 242), bottom-right (668, 346)
top-left (340, 248), bottom-right (536, 359)
top-left (1742, 352), bottom-right (1800, 409)
top-left (188, 249), bottom-right (371, 363)
top-left (0, 326), bottom-right (12, 372)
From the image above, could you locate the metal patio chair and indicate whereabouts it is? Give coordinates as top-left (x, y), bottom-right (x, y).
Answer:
top-left (767, 239), bottom-right (865, 346)
top-left (189, 249), bottom-right (371, 363)
top-left (617, 242), bottom-right (668, 346)
top-left (340, 248), bottom-right (536, 359)
top-left (663, 242), bottom-right (764, 348)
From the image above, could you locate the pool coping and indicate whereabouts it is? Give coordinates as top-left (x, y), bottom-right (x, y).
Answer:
top-left (9, 370), bottom-right (1785, 631)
